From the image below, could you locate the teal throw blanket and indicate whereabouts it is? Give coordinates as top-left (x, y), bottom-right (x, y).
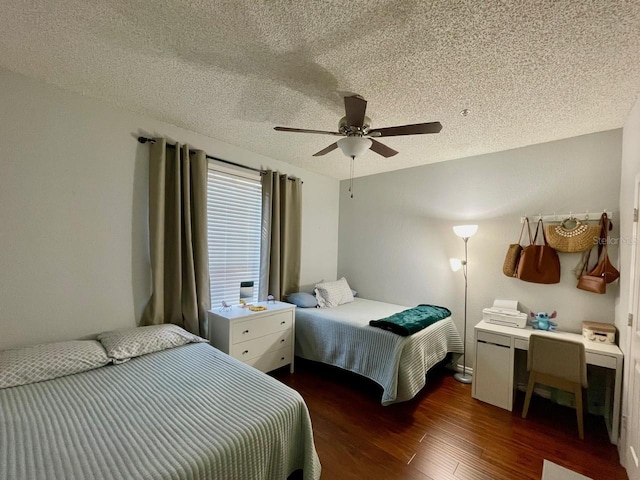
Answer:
top-left (369, 304), bottom-right (452, 336)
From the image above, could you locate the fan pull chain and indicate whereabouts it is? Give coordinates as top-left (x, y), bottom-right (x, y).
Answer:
top-left (349, 156), bottom-right (355, 198)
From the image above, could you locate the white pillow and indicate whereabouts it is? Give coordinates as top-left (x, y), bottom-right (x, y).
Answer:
top-left (98, 324), bottom-right (208, 363)
top-left (0, 340), bottom-right (110, 389)
top-left (314, 277), bottom-right (355, 308)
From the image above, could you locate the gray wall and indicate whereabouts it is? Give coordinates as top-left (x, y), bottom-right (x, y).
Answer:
top-left (0, 68), bottom-right (340, 349)
top-left (338, 130), bottom-right (622, 368)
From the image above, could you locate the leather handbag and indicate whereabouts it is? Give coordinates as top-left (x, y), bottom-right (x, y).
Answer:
top-left (589, 213), bottom-right (619, 283)
top-left (577, 271), bottom-right (606, 294)
top-left (589, 254), bottom-right (620, 284)
top-left (503, 219), bottom-right (527, 277)
top-left (578, 213), bottom-right (618, 294)
top-left (516, 219), bottom-right (561, 284)
top-left (577, 243), bottom-right (606, 293)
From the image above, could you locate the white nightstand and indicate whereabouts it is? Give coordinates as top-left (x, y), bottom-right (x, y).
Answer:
top-left (207, 301), bottom-right (296, 374)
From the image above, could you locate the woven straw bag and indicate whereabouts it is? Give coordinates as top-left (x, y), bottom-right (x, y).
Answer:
top-left (503, 219), bottom-right (527, 277)
top-left (545, 218), bottom-right (600, 253)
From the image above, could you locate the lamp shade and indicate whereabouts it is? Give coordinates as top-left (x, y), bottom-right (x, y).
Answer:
top-left (453, 224), bottom-right (478, 238)
top-left (449, 258), bottom-right (463, 272)
top-left (337, 137), bottom-right (372, 158)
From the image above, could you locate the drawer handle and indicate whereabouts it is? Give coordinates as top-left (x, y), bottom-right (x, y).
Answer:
top-left (281, 357), bottom-right (285, 361)
top-left (242, 330), bottom-right (249, 334)
top-left (242, 350), bottom-right (249, 355)
top-left (280, 338), bottom-right (286, 343)
top-left (280, 321), bottom-right (286, 325)
top-left (478, 340), bottom-right (510, 348)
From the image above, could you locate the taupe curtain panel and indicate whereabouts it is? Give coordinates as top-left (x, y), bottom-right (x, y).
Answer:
top-left (259, 171), bottom-right (302, 301)
top-left (141, 138), bottom-right (210, 337)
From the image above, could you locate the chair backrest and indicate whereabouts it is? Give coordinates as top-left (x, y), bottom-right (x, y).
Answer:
top-left (527, 334), bottom-right (587, 388)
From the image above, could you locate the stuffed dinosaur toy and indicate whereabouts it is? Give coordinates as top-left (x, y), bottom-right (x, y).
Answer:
top-left (530, 311), bottom-right (557, 331)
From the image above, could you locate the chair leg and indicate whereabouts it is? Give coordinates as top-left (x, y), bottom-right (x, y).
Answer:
top-left (522, 372), bottom-right (536, 419)
top-left (575, 384), bottom-right (584, 440)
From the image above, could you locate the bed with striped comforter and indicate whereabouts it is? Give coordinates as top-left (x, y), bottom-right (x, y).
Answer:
top-left (0, 343), bottom-right (321, 480)
top-left (295, 297), bottom-right (464, 405)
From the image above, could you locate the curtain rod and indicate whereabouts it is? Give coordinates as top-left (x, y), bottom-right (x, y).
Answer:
top-left (137, 136), bottom-right (301, 183)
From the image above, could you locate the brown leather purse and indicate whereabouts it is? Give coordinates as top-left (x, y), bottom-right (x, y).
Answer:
top-left (577, 239), bottom-right (606, 293)
top-left (577, 213), bottom-right (618, 293)
top-left (588, 213), bottom-right (619, 283)
top-left (576, 270), bottom-right (606, 294)
top-left (503, 219), bottom-right (527, 277)
top-left (516, 219), bottom-right (561, 284)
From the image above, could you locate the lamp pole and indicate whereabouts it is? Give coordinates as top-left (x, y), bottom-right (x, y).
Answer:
top-left (454, 235), bottom-right (473, 384)
top-left (451, 224), bottom-right (477, 384)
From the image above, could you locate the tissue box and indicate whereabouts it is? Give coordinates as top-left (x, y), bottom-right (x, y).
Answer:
top-left (582, 321), bottom-right (616, 344)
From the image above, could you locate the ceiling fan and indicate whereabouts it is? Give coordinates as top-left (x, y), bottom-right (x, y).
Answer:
top-left (273, 95), bottom-right (442, 159)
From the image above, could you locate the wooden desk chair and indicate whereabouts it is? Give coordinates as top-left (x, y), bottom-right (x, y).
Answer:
top-left (522, 334), bottom-right (588, 439)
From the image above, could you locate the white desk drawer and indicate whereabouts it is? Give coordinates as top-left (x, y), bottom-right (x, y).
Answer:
top-left (477, 331), bottom-right (511, 348)
top-left (231, 329), bottom-right (292, 361)
top-left (245, 346), bottom-right (292, 373)
top-left (514, 338), bottom-right (529, 351)
top-left (586, 351), bottom-right (617, 369)
top-left (232, 311), bottom-right (292, 344)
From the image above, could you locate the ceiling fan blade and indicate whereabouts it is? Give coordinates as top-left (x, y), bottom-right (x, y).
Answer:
top-left (312, 143), bottom-right (338, 157)
top-left (369, 122), bottom-right (442, 137)
top-left (344, 96), bottom-right (367, 127)
top-left (274, 126), bottom-right (343, 136)
top-left (369, 139), bottom-right (399, 158)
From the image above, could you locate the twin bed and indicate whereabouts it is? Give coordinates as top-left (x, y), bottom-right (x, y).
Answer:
top-left (295, 297), bottom-right (464, 405)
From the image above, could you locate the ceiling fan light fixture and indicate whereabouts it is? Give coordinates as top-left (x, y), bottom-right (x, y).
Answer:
top-left (337, 136), bottom-right (372, 158)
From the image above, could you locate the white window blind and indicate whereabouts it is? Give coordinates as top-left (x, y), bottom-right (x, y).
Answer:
top-left (207, 163), bottom-right (262, 307)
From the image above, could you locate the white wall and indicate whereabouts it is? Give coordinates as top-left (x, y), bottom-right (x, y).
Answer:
top-left (338, 130), bottom-right (622, 367)
top-left (617, 94), bottom-right (640, 464)
top-left (0, 68), bottom-right (339, 349)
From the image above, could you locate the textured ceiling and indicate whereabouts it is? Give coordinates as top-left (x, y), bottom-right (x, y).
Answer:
top-left (1, 1), bottom-right (640, 179)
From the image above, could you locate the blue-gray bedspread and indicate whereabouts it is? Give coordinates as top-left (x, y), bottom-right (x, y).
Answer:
top-left (0, 343), bottom-right (321, 480)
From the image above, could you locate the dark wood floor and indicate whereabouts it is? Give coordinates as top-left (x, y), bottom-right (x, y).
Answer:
top-left (272, 359), bottom-right (628, 480)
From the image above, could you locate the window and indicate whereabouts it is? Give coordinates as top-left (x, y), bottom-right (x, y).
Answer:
top-left (206, 163), bottom-right (262, 307)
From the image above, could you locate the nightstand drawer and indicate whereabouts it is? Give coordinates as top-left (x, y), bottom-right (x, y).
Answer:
top-left (245, 346), bottom-right (292, 372)
top-left (231, 311), bottom-right (292, 344)
top-left (231, 329), bottom-right (292, 361)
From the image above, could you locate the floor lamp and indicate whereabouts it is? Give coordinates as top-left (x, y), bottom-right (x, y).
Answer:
top-left (450, 224), bottom-right (478, 384)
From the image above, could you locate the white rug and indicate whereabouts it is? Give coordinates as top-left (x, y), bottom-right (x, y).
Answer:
top-left (542, 460), bottom-right (593, 480)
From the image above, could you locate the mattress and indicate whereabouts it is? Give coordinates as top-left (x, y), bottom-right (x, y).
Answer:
top-left (295, 297), bottom-right (464, 405)
top-left (0, 343), bottom-right (321, 480)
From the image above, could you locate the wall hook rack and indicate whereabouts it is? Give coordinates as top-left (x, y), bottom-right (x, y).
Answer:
top-left (520, 210), bottom-right (612, 224)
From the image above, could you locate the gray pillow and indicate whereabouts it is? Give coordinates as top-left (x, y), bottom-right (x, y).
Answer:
top-left (286, 292), bottom-right (318, 308)
top-left (0, 340), bottom-right (110, 389)
top-left (98, 324), bottom-right (208, 364)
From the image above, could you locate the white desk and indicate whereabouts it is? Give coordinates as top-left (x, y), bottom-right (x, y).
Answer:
top-left (472, 320), bottom-right (623, 444)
